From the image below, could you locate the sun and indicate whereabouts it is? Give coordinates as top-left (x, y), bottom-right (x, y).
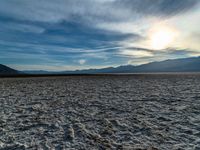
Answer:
top-left (151, 29), bottom-right (174, 50)
top-left (149, 24), bottom-right (177, 50)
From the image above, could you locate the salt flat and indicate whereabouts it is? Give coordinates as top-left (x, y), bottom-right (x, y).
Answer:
top-left (0, 74), bottom-right (200, 150)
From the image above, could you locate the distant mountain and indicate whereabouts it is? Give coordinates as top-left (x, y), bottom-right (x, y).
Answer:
top-left (0, 64), bottom-right (19, 75)
top-left (23, 70), bottom-right (54, 74)
top-left (131, 56), bottom-right (200, 73)
top-left (23, 56), bottom-right (200, 74)
top-left (62, 56), bottom-right (200, 74)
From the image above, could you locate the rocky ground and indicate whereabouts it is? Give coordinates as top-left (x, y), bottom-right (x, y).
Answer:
top-left (0, 74), bottom-right (200, 150)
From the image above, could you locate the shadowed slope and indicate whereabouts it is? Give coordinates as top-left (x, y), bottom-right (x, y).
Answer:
top-left (0, 64), bottom-right (19, 75)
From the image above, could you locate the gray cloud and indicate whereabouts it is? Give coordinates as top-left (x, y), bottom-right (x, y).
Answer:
top-left (0, 0), bottom-right (124, 23)
top-left (116, 46), bottom-right (200, 58)
top-left (115, 0), bottom-right (199, 17)
top-left (1, 0), bottom-right (198, 25)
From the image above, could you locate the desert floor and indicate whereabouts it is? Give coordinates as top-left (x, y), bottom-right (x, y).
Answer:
top-left (0, 74), bottom-right (200, 149)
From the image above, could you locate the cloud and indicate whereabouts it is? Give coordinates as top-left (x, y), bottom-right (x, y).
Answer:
top-left (78, 59), bottom-right (86, 65)
top-left (0, 0), bottom-right (125, 23)
top-left (115, 0), bottom-right (199, 17)
top-left (0, 0), bottom-right (198, 24)
top-left (160, 48), bottom-right (200, 57)
top-left (117, 46), bottom-right (200, 62)
top-left (0, 0), bottom-right (199, 70)
top-left (0, 14), bottom-right (141, 67)
top-left (119, 49), bottom-right (153, 58)
top-left (117, 47), bottom-right (150, 57)
top-left (0, 22), bottom-right (44, 33)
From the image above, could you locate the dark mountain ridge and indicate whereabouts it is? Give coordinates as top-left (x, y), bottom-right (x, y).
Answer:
top-left (0, 64), bottom-right (19, 75)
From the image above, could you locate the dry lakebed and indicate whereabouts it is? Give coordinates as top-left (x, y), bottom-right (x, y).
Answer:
top-left (0, 74), bottom-right (200, 150)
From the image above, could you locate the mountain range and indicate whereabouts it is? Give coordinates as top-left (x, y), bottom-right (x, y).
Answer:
top-left (62, 56), bottom-right (200, 74)
top-left (1, 56), bottom-right (200, 75)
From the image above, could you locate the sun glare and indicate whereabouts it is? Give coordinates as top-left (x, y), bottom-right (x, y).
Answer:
top-left (149, 24), bottom-right (178, 50)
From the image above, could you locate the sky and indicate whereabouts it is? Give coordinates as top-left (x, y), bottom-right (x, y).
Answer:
top-left (0, 0), bottom-right (200, 71)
